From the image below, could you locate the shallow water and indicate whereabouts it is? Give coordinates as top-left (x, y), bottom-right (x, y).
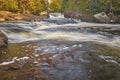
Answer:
top-left (0, 18), bottom-right (120, 80)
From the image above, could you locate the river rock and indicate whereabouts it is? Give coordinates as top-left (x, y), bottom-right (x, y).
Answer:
top-left (0, 31), bottom-right (8, 48)
top-left (0, 17), bottom-right (5, 22)
top-left (11, 13), bottom-right (24, 20)
top-left (93, 12), bottom-right (110, 23)
top-left (0, 11), bottom-right (49, 22)
top-left (64, 10), bottom-right (94, 22)
top-left (0, 11), bottom-right (12, 16)
top-left (39, 11), bottom-right (48, 16)
top-left (64, 10), bottom-right (82, 19)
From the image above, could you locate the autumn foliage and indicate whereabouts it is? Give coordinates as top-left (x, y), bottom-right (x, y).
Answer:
top-left (0, 0), bottom-right (48, 14)
top-left (0, 0), bottom-right (120, 17)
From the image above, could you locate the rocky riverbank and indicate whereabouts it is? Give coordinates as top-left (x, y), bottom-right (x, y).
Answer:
top-left (0, 11), bottom-right (49, 22)
top-left (64, 10), bottom-right (120, 23)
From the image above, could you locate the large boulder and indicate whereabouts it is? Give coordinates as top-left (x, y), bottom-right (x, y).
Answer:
top-left (93, 12), bottom-right (111, 23)
top-left (0, 11), bottom-right (23, 21)
top-left (64, 10), bottom-right (94, 22)
top-left (0, 31), bottom-right (8, 48)
top-left (64, 10), bottom-right (82, 19)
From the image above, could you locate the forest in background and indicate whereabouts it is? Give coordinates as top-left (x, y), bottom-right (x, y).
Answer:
top-left (0, 0), bottom-right (120, 16)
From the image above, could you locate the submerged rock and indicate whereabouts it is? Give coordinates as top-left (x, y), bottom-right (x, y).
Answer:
top-left (0, 31), bottom-right (8, 48)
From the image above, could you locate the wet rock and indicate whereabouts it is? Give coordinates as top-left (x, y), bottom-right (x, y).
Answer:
top-left (0, 59), bottom-right (28, 71)
top-left (34, 68), bottom-right (49, 80)
top-left (64, 9), bottom-right (94, 22)
top-left (35, 51), bottom-right (74, 67)
top-left (64, 10), bottom-right (82, 19)
top-left (93, 12), bottom-right (111, 23)
top-left (0, 31), bottom-right (8, 48)
top-left (9, 60), bottom-right (27, 70)
top-left (64, 10), bottom-right (118, 23)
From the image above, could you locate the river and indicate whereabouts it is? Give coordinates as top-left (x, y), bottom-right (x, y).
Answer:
top-left (0, 14), bottom-right (120, 80)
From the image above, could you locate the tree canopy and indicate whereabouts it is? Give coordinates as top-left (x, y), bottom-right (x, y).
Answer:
top-left (48, 0), bottom-right (62, 12)
top-left (0, 0), bottom-right (120, 16)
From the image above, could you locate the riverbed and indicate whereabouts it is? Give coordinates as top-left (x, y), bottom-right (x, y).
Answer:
top-left (0, 17), bottom-right (120, 80)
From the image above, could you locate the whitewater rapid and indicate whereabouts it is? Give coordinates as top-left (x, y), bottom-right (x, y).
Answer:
top-left (0, 13), bottom-right (120, 48)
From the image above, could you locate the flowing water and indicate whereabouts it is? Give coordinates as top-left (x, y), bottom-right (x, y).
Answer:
top-left (0, 14), bottom-right (120, 80)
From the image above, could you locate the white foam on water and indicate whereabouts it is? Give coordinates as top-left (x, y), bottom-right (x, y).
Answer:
top-left (49, 13), bottom-right (64, 18)
top-left (99, 55), bottom-right (120, 66)
top-left (0, 57), bottom-right (29, 66)
top-left (35, 30), bottom-right (120, 47)
top-left (0, 60), bottom-right (15, 66)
